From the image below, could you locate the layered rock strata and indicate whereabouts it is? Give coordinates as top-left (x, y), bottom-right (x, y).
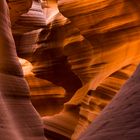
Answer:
top-left (72, 64), bottom-right (138, 139)
top-left (1, 0), bottom-right (140, 140)
top-left (31, 0), bottom-right (140, 139)
top-left (58, 0), bottom-right (140, 105)
top-left (79, 64), bottom-right (140, 140)
top-left (0, 0), bottom-right (47, 140)
top-left (19, 58), bottom-right (65, 116)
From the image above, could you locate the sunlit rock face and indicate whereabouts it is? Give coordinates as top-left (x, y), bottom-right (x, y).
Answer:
top-left (1, 0), bottom-right (140, 140)
top-left (11, 0), bottom-right (66, 117)
top-left (31, 0), bottom-right (140, 139)
top-left (10, 0), bottom-right (47, 34)
top-left (19, 58), bottom-right (65, 116)
top-left (58, 0), bottom-right (140, 102)
top-left (79, 64), bottom-right (140, 140)
top-left (72, 63), bottom-right (138, 139)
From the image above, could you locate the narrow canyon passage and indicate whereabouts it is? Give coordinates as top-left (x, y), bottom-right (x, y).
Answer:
top-left (0, 0), bottom-right (140, 140)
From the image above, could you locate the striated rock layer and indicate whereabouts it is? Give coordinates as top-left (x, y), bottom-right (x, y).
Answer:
top-left (20, 58), bottom-right (65, 116)
top-left (79, 64), bottom-right (140, 140)
top-left (7, 0), bottom-right (32, 25)
top-left (31, 0), bottom-right (140, 139)
top-left (0, 0), bottom-right (47, 140)
top-left (1, 0), bottom-right (140, 140)
top-left (72, 63), bottom-right (138, 139)
top-left (58, 0), bottom-right (140, 105)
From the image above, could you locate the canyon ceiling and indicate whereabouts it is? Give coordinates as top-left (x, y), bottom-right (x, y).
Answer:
top-left (0, 0), bottom-right (140, 140)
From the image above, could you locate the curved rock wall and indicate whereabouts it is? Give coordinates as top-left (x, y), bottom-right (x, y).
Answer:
top-left (0, 0), bottom-right (47, 140)
top-left (79, 64), bottom-right (140, 140)
top-left (1, 0), bottom-right (140, 140)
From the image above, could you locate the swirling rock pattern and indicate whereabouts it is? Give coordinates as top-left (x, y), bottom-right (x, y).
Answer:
top-left (1, 0), bottom-right (140, 140)
top-left (79, 64), bottom-right (140, 140)
top-left (72, 63), bottom-right (138, 139)
top-left (12, 0), bottom-right (47, 34)
top-left (58, 0), bottom-right (140, 104)
top-left (20, 58), bottom-right (65, 116)
top-left (31, 0), bottom-right (140, 139)
top-left (7, 0), bottom-right (32, 25)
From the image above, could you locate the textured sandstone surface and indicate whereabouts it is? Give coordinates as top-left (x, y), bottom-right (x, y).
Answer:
top-left (7, 0), bottom-right (32, 25)
top-left (0, 0), bottom-right (47, 140)
top-left (37, 0), bottom-right (140, 139)
top-left (0, 0), bottom-right (140, 140)
top-left (79, 64), bottom-right (140, 140)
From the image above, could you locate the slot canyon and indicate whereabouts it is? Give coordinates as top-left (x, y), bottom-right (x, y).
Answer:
top-left (0, 0), bottom-right (140, 139)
